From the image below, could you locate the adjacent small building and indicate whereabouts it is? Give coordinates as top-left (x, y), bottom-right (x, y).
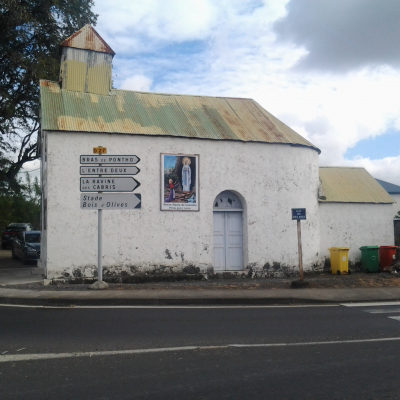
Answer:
top-left (319, 168), bottom-right (394, 262)
top-left (39, 25), bottom-right (395, 281)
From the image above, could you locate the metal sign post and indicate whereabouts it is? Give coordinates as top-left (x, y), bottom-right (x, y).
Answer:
top-left (97, 151), bottom-right (104, 284)
top-left (292, 208), bottom-right (306, 281)
top-left (297, 220), bottom-right (303, 281)
top-left (98, 203), bottom-right (103, 282)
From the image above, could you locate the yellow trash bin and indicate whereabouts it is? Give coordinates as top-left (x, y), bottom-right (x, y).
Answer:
top-left (328, 247), bottom-right (350, 275)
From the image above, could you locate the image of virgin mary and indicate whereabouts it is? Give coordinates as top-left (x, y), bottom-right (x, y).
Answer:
top-left (182, 157), bottom-right (191, 192)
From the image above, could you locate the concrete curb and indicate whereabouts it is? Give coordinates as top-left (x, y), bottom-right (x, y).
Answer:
top-left (1, 287), bottom-right (400, 306)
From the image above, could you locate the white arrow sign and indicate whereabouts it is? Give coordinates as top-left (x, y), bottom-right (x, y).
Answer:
top-left (80, 177), bottom-right (140, 192)
top-left (80, 193), bottom-right (141, 210)
top-left (80, 166), bottom-right (140, 175)
top-left (80, 155), bottom-right (140, 164)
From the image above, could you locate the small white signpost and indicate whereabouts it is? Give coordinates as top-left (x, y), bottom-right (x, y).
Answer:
top-left (80, 147), bottom-right (141, 289)
top-left (292, 208), bottom-right (306, 281)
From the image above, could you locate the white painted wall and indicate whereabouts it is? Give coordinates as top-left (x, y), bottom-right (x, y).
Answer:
top-left (319, 202), bottom-right (394, 262)
top-left (42, 131), bottom-right (321, 279)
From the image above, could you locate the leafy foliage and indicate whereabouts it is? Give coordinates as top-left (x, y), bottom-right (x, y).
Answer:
top-left (0, 0), bottom-right (98, 189)
top-left (0, 172), bottom-right (42, 230)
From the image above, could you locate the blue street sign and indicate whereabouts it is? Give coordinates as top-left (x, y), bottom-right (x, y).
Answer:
top-left (292, 208), bottom-right (306, 220)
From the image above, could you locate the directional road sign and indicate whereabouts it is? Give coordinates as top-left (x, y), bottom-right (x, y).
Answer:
top-left (80, 177), bottom-right (140, 192)
top-left (80, 155), bottom-right (140, 164)
top-left (80, 166), bottom-right (140, 175)
top-left (80, 193), bottom-right (141, 210)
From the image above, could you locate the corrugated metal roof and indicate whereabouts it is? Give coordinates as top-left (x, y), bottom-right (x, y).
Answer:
top-left (40, 80), bottom-right (320, 151)
top-left (60, 24), bottom-right (115, 56)
top-left (376, 178), bottom-right (400, 194)
top-left (319, 167), bottom-right (394, 203)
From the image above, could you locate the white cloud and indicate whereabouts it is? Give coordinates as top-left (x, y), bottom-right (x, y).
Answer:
top-left (121, 75), bottom-right (153, 92)
top-left (342, 156), bottom-right (400, 186)
top-left (95, 0), bottom-right (219, 55)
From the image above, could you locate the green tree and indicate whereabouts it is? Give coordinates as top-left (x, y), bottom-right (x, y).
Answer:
top-left (0, 0), bottom-right (98, 190)
top-left (0, 172), bottom-right (41, 230)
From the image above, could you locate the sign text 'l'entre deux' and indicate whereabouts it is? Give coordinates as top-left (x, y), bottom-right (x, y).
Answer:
top-left (80, 166), bottom-right (140, 175)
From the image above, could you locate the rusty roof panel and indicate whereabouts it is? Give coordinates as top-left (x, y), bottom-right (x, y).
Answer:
top-left (191, 96), bottom-right (238, 140)
top-left (40, 80), bottom-right (320, 152)
top-left (60, 24), bottom-right (115, 56)
top-left (208, 97), bottom-right (256, 141)
top-left (173, 95), bottom-right (223, 139)
top-left (40, 81), bottom-right (64, 129)
top-left (244, 100), bottom-right (290, 143)
top-left (260, 105), bottom-right (316, 148)
top-left (225, 98), bottom-right (273, 142)
top-left (319, 167), bottom-right (394, 203)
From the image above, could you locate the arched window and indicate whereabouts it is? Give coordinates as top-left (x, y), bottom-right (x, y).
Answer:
top-left (213, 191), bottom-right (243, 211)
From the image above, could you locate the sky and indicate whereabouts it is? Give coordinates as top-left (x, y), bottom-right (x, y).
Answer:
top-left (23, 0), bottom-right (400, 186)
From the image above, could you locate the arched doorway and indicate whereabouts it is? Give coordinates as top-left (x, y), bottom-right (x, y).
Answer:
top-left (213, 191), bottom-right (243, 271)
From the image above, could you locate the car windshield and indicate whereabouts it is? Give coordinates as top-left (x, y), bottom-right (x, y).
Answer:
top-left (25, 233), bottom-right (40, 243)
top-left (6, 226), bottom-right (26, 232)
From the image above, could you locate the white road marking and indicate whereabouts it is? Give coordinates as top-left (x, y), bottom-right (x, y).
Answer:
top-left (341, 302), bottom-right (400, 307)
top-left (0, 304), bottom-right (338, 309)
top-left (364, 308), bottom-right (400, 314)
top-left (1, 337), bottom-right (400, 363)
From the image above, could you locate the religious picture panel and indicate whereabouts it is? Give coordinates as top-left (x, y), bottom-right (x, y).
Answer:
top-left (161, 154), bottom-right (199, 211)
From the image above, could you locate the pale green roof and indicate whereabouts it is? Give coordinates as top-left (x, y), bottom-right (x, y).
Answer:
top-left (319, 167), bottom-right (394, 203)
top-left (40, 80), bottom-right (319, 152)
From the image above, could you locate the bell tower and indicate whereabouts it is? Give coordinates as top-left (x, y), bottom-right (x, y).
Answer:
top-left (59, 25), bottom-right (115, 95)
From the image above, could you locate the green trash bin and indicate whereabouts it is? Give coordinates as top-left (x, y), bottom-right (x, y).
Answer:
top-left (360, 246), bottom-right (379, 273)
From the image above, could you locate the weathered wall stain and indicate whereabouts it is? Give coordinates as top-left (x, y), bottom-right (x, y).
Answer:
top-left (50, 259), bottom-right (337, 284)
top-left (165, 249), bottom-right (172, 259)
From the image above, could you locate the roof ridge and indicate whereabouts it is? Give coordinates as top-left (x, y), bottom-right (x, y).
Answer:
top-left (113, 88), bottom-right (253, 101)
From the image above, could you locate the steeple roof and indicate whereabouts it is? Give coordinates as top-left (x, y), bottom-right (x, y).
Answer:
top-left (60, 24), bottom-right (115, 56)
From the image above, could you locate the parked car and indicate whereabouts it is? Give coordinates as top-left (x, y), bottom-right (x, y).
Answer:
top-left (2, 223), bottom-right (34, 249)
top-left (11, 231), bottom-right (41, 264)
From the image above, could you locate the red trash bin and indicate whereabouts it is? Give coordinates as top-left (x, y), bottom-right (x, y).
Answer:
top-left (379, 246), bottom-right (398, 270)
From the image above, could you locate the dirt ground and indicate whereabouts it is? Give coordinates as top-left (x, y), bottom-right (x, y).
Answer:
top-left (3, 271), bottom-right (400, 291)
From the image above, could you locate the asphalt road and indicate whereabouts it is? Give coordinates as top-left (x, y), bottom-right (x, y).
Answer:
top-left (1, 304), bottom-right (400, 399)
